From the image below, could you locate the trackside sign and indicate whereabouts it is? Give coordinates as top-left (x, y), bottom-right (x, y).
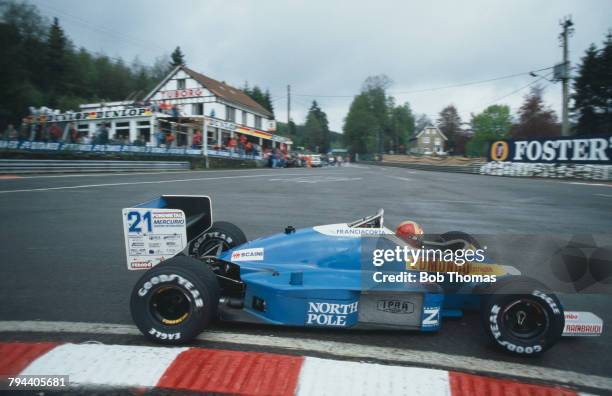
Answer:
top-left (489, 135), bottom-right (612, 164)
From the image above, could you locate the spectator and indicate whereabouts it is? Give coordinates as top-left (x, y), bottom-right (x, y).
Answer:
top-left (228, 136), bottom-right (237, 154)
top-left (48, 123), bottom-right (62, 142)
top-left (155, 128), bottom-right (164, 147)
top-left (245, 141), bottom-right (253, 157)
top-left (67, 123), bottom-right (78, 143)
top-left (192, 130), bottom-right (203, 149)
top-left (165, 132), bottom-right (175, 147)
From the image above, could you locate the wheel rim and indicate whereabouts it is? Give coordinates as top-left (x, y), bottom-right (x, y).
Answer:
top-left (150, 286), bottom-right (192, 325)
top-left (502, 299), bottom-right (549, 339)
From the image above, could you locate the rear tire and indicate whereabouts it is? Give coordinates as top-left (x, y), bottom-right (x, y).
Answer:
top-left (191, 221), bottom-right (247, 258)
top-left (130, 256), bottom-right (220, 345)
top-left (481, 278), bottom-right (564, 355)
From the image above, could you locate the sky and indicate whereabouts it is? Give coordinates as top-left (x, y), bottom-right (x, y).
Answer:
top-left (29, 0), bottom-right (612, 132)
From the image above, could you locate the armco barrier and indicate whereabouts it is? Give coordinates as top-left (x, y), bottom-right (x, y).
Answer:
top-left (363, 160), bottom-right (485, 174)
top-left (0, 159), bottom-right (190, 174)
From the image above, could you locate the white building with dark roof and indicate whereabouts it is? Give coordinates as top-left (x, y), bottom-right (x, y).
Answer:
top-left (27, 65), bottom-right (290, 152)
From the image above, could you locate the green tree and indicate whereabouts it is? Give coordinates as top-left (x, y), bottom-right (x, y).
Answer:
top-left (389, 103), bottom-right (415, 153)
top-left (466, 105), bottom-right (512, 157)
top-left (437, 105), bottom-right (462, 154)
top-left (242, 85), bottom-right (274, 115)
top-left (343, 93), bottom-right (378, 154)
top-left (572, 32), bottom-right (612, 135)
top-left (343, 74), bottom-right (417, 155)
top-left (263, 89), bottom-right (274, 116)
top-left (304, 100), bottom-right (330, 153)
top-left (45, 17), bottom-right (70, 105)
top-left (170, 46), bottom-right (185, 67)
top-left (511, 85), bottom-right (559, 138)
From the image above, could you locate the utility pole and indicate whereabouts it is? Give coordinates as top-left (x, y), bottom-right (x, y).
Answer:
top-left (287, 84), bottom-right (291, 131)
top-left (559, 16), bottom-right (574, 136)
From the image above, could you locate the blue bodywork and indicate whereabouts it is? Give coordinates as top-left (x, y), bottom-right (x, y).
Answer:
top-left (216, 224), bottom-right (510, 332)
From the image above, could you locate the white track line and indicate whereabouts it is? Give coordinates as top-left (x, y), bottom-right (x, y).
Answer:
top-left (0, 172), bottom-right (312, 194)
top-left (0, 320), bottom-right (610, 390)
top-left (4, 167), bottom-right (337, 180)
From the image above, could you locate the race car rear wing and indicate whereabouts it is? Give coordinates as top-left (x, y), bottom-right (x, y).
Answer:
top-left (122, 195), bottom-right (212, 270)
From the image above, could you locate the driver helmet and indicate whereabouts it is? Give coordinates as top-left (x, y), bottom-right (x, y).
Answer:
top-left (396, 220), bottom-right (424, 247)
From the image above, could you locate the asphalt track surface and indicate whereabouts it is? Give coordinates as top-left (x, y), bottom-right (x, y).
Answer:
top-left (1, 165), bottom-right (611, 380)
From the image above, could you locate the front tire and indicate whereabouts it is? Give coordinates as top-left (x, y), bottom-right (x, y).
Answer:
top-left (130, 256), bottom-right (220, 345)
top-left (481, 278), bottom-right (564, 355)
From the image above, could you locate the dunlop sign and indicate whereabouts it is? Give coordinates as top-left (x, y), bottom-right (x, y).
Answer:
top-left (489, 135), bottom-right (612, 164)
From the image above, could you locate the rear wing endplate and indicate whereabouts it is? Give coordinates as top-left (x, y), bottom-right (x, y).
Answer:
top-left (122, 195), bottom-right (212, 270)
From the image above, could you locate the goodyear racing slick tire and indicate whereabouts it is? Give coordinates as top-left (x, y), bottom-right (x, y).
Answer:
top-left (481, 278), bottom-right (564, 355)
top-left (191, 221), bottom-right (247, 258)
top-left (439, 231), bottom-right (482, 249)
top-left (130, 256), bottom-right (220, 345)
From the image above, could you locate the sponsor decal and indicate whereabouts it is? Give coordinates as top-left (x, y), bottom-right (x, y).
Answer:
top-left (377, 300), bottom-right (414, 314)
top-left (563, 311), bottom-right (604, 336)
top-left (129, 260), bottom-right (154, 269)
top-left (422, 307), bottom-right (440, 327)
top-left (487, 135), bottom-right (612, 164)
top-left (490, 141), bottom-right (509, 161)
top-left (313, 224), bottom-right (393, 237)
top-left (231, 248), bottom-right (264, 262)
top-left (306, 301), bottom-right (358, 327)
top-left (25, 108), bottom-right (153, 123)
top-left (160, 88), bottom-right (203, 99)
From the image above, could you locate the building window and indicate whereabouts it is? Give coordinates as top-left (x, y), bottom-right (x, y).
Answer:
top-left (226, 106), bottom-right (236, 122)
top-left (177, 79), bottom-right (186, 90)
top-left (255, 115), bottom-right (262, 129)
top-left (242, 111), bottom-right (247, 125)
top-left (192, 103), bottom-right (203, 115)
top-left (423, 136), bottom-right (430, 144)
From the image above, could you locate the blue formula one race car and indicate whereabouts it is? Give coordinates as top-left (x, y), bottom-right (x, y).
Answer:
top-left (123, 195), bottom-right (603, 355)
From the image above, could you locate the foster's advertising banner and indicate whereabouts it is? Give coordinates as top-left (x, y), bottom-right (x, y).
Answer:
top-left (489, 135), bottom-right (612, 164)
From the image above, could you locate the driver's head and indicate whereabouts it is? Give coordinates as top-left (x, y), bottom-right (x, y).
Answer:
top-left (396, 220), bottom-right (424, 247)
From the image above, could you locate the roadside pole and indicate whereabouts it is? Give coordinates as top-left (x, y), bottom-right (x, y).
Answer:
top-left (203, 115), bottom-right (209, 169)
top-left (560, 16), bottom-right (573, 137)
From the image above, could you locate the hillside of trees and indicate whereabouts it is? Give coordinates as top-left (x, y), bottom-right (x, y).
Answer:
top-left (0, 1), bottom-right (274, 130)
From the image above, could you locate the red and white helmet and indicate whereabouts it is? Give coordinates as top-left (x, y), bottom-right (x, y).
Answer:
top-left (396, 220), bottom-right (424, 247)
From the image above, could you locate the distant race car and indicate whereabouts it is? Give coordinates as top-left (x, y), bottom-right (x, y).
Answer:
top-left (123, 195), bottom-right (603, 355)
